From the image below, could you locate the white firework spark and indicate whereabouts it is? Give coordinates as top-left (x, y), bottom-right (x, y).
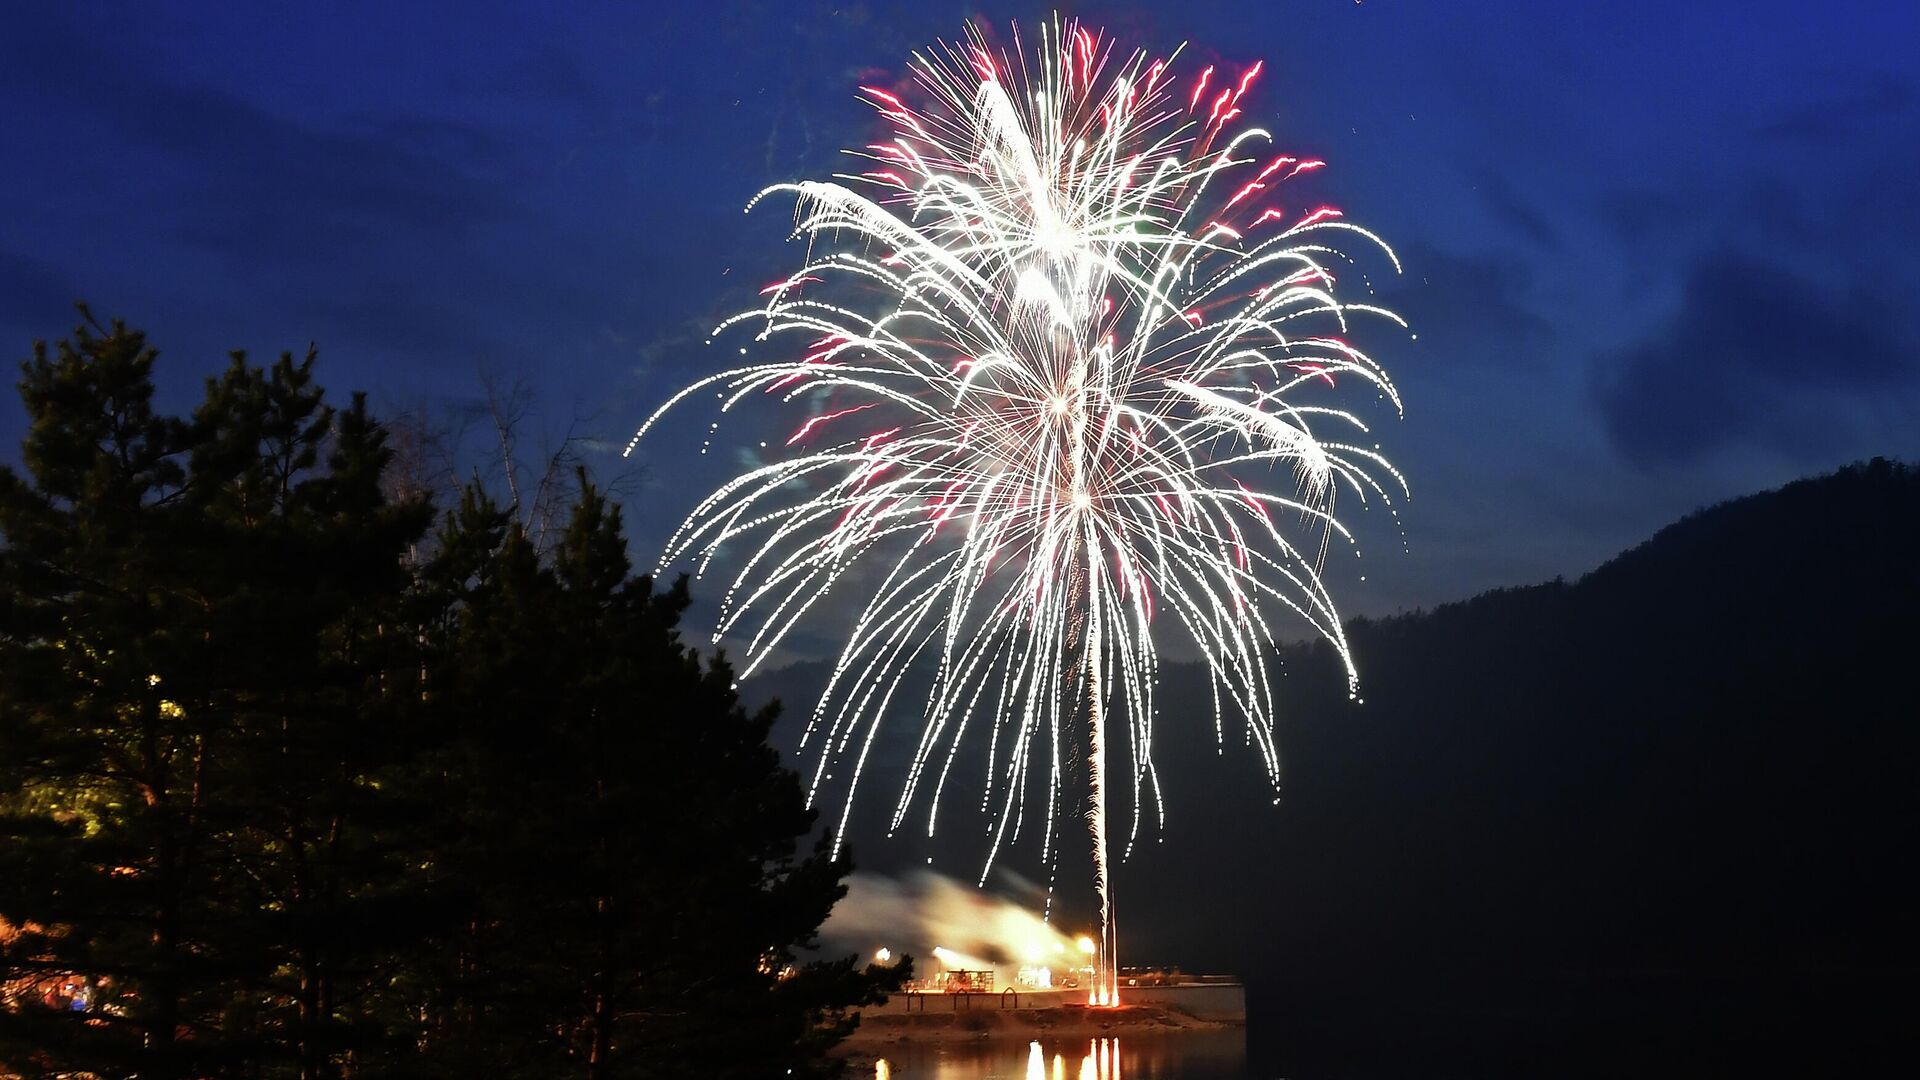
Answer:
top-left (628, 20), bottom-right (1408, 1005)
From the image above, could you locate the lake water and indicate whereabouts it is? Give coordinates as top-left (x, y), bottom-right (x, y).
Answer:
top-left (864, 1031), bottom-right (1250, 1079)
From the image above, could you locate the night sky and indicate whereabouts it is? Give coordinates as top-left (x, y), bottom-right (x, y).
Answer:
top-left (3, 0), bottom-right (1917, 625)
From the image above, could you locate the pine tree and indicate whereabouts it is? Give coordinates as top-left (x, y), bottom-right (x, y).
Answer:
top-left (178, 351), bottom-right (435, 1078)
top-left (409, 476), bottom-right (906, 1078)
top-left (0, 314), bottom-right (216, 1077)
top-left (0, 316), bottom-right (431, 1077)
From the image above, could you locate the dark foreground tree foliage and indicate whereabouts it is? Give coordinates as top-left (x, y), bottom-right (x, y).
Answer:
top-left (395, 480), bottom-right (900, 1078)
top-left (0, 314), bottom-right (903, 1078)
top-left (0, 315), bottom-right (435, 1077)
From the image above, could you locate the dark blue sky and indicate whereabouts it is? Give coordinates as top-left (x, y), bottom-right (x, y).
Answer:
top-left (3, 0), bottom-right (1916, 622)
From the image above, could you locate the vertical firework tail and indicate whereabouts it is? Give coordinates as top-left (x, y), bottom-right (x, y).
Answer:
top-left (1082, 537), bottom-right (1118, 1005)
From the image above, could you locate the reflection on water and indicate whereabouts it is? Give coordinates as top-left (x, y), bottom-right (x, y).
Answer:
top-left (869, 1032), bottom-right (1247, 1079)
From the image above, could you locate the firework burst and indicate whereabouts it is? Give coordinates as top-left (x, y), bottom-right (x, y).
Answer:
top-left (629, 19), bottom-right (1409, 1005)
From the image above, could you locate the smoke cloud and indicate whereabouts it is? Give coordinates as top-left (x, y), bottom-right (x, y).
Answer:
top-left (820, 870), bottom-right (1081, 976)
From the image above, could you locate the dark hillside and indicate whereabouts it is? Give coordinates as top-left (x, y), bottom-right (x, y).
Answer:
top-left (1128, 458), bottom-right (1920, 1071)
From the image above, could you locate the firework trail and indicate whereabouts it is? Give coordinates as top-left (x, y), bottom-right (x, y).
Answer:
top-left (629, 19), bottom-right (1408, 1005)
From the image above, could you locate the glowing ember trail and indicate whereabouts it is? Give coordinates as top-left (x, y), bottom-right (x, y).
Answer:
top-left (629, 18), bottom-right (1409, 1007)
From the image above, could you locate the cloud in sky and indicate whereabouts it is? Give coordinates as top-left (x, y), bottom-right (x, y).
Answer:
top-left (1594, 252), bottom-right (1916, 468)
top-left (1589, 71), bottom-right (1920, 472)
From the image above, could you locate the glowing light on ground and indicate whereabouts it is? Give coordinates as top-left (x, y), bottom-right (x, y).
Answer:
top-left (632, 17), bottom-right (1407, 1007)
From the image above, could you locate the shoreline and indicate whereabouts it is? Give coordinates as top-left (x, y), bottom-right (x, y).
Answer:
top-left (842, 1002), bottom-right (1239, 1046)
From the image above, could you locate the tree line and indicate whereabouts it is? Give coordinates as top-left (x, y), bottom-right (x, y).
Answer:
top-left (0, 313), bottom-right (905, 1078)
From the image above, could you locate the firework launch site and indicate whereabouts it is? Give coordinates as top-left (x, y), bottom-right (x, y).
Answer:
top-left (847, 970), bottom-right (1241, 1050)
